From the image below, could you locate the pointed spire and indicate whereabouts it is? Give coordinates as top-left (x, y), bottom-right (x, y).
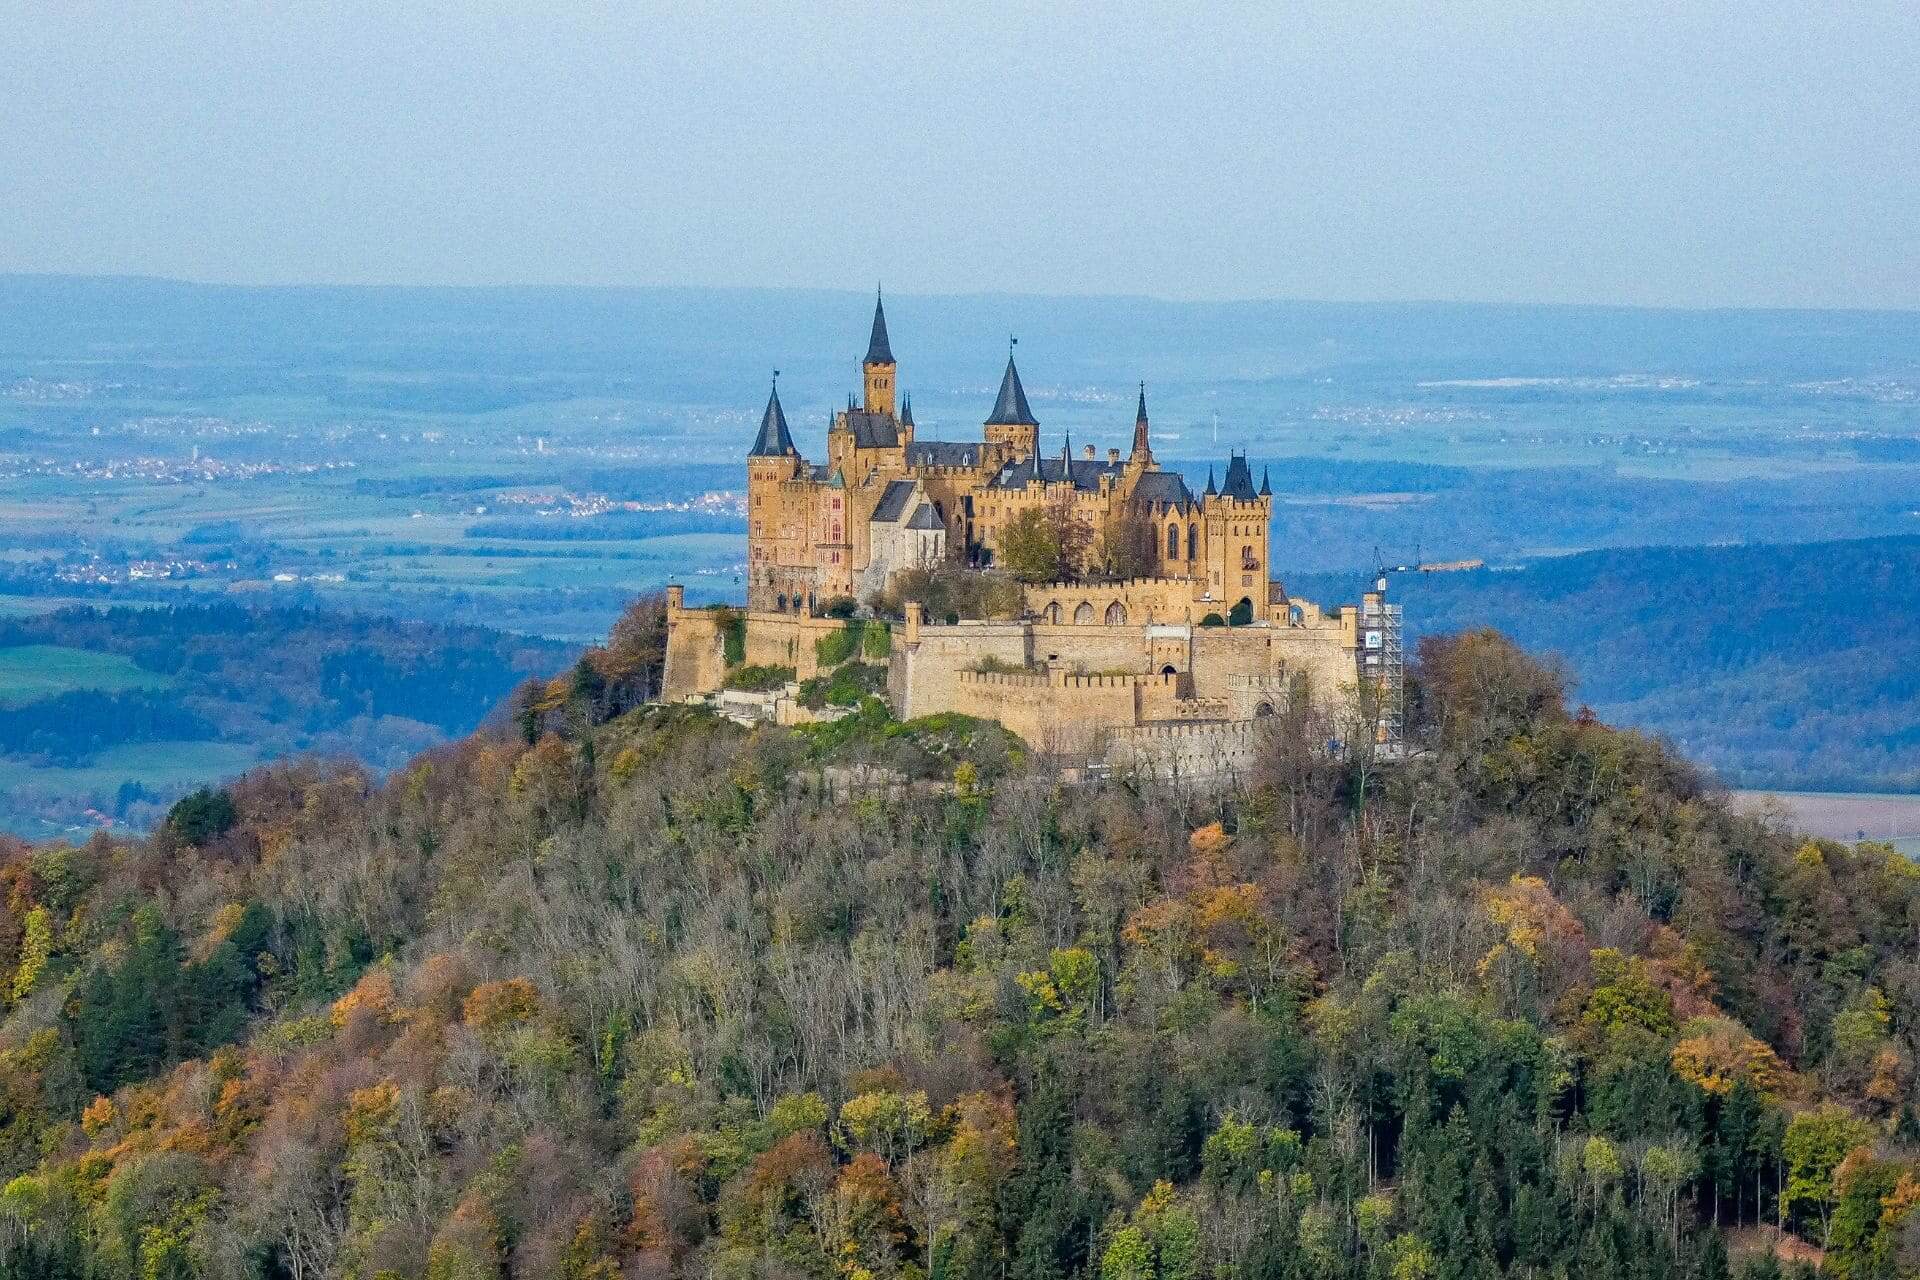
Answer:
top-left (1259, 465), bottom-right (1272, 496)
top-left (864, 287), bottom-right (894, 366)
top-left (748, 374), bottom-right (795, 457)
top-left (1204, 466), bottom-right (1217, 497)
top-left (1131, 380), bottom-right (1151, 459)
top-left (986, 347), bottom-right (1038, 426)
top-left (900, 393), bottom-right (915, 427)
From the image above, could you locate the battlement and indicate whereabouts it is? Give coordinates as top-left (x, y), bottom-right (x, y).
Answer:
top-left (1116, 719), bottom-right (1259, 743)
top-left (955, 669), bottom-right (1184, 691)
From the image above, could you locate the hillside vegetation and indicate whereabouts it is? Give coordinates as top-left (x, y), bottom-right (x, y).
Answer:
top-left (1288, 534), bottom-right (1920, 793)
top-left (2, 619), bottom-right (1919, 1280)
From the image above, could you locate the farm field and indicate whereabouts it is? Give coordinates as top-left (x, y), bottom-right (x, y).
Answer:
top-left (0, 740), bottom-right (262, 839)
top-left (1733, 790), bottom-right (1920, 857)
top-left (0, 643), bottom-right (172, 707)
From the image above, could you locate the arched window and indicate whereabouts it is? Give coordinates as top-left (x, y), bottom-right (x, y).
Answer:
top-left (1187, 524), bottom-right (1198, 559)
top-left (1161, 664), bottom-right (1177, 676)
top-left (1104, 601), bottom-right (1127, 626)
top-left (1073, 602), bottom-right (1095, 625)
top-left (1255, 701), bottom-right (1275, 717)
top-left (1046, 602), bottom-right (1061, 624)
top-left (775, 593), bottom-right (787, 611)
top-left (1167, 525), bottom-right (1180, 558)
top-left (1241, 544), bottom-right (1257, 570)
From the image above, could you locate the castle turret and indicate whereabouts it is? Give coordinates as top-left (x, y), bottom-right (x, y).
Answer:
top-left (984, 347), bottom-right (1039, 457)
top-left (862, 289), bottom-right (896, 417)
top-left (748, 376), bottom-right (796, 462)
top-left (1129, 382), bottom-right (1153, 469)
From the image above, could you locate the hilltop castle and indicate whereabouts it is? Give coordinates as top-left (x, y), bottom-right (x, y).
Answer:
top-left (664, 294), bottom-right (1399, 776)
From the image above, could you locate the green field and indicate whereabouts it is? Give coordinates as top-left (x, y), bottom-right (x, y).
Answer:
top-left (0, 740), bottom-right (262, 839)
top-left (0, 644), bottom-right (173, 706)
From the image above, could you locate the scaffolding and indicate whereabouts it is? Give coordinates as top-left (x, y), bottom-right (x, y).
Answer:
top-left (1360, 575), bottom-right (1406, 748)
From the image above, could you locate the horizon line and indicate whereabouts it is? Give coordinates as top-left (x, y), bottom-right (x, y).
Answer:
top-left (3, 269), bottom-right (1918, 320)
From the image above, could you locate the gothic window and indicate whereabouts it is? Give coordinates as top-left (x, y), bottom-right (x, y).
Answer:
top-left (1073, 602), bottom-right (1094, 625)
top-left (1167, 525), bottom-right (1179, 558)
top-left (1241, 545), bottom-right (1257, 570)
top-left (1046, 602), bottom-right (1061, 624)
top-left (1187, 524), bottom-right (1198, 559)
top-left (1104, 601), bottom-right (1127, 626)
top-left (775, 594), bottom-right (787, 610)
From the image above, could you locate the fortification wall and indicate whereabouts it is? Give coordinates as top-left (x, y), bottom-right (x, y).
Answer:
top-left (1107, 720), bottom-right (1264, 783)
top-left (661, 587), bottom-right (728, 702)
top-left (663, 590), bottom-right (873, 701)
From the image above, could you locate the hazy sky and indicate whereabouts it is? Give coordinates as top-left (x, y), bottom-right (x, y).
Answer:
top-left (4, 2), bottom-right (1917, 309)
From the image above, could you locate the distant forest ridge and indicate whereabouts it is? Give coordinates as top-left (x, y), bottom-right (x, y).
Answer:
top-left (1287, 533), bottom-right (1920, 792)
top-left (5, 273), bottom-right (1919, 413)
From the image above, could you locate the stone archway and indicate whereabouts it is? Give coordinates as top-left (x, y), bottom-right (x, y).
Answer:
top-left (1045, 602), bottom-right (1061, 625)
top-left (1161, 664), bottom-right (1177, 676)
top-left (1073, 602), bottom-right (1095, 625)
top-left (1255, 701), bottom-right (1275, 717)
top-left (1104, 601), bottom-right (1127, 626)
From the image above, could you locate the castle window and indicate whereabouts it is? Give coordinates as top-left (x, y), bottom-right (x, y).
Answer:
top-left (1104, 601), bottom-right (1127, 626)
top-left (1046, 602), bottom-right (1061, 624)
top-left (1073, 602), bottom-right (1094, 625)
top-left (1241, 545), bottom-right (1257, 570)
top-left (1187, 525), bottom-right (1198, 559)
top-left (776, 593), bottom-right (787, 610)
top-left (1167, 525), bottom-right (1179, 558)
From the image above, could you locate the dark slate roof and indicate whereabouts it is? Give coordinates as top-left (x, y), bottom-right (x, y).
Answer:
top-left (1131, 469), bottom-right (1195, 510)
top-left (1221, 454), bottom-right (1259, 501)
top-left (749, 383), bottom-right (795, 457)
top-left (844, 410), bottom-right (899, 449)
top-left (905, 503), bottom-right (943, 531)
top-left (900, 394), bottom-right (914, 427)
top-left (1203, 466), bottom-right (1217, 496)
top-left (1259, 466), bottom-right (1272, 496)
top-left (810, 464), bottom-right (832, 481)
top-left (987, 453), bottom-right (1123, 492)
top-left (906, 440), bottom-right (982, 467)
top-left (985, 355), bottom-right (1038, 426)
top-left (871, 480), bottom-right (916, 523)
top-left (864, 292), bottom-right (894, 365)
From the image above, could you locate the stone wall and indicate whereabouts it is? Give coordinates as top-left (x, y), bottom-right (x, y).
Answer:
top-left (1107, 720), bottom-right (1264, 783)
top-left (663, 588), bottom-right (873, 702)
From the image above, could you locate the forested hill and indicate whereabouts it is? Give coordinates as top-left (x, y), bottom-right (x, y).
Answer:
top-left (1287, 534), bottom-right (1920, 792)
top-left (4, 618), bottom-right (1919, 1280)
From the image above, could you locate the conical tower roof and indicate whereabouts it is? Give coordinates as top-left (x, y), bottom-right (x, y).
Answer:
top-left (1131, 381), bottom-right (1151, 458)
top-left (1204, 466), bottom-right (1217, 496)
top-left (901, 393), bottom-right (915, 427)
top-left (1259, 466), bottom-right (1272, 496)
top-left (864, 289), bottom-right (894, 365)
top-left (748, 379), bottom-right (795, 457)
top-left (986, 353), bottom-right (1038, 426)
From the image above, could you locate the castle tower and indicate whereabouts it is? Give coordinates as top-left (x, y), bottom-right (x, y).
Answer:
top-left (746, 376), bottom-right (803, 612)
top-left (1128, 382), bottom-right (1153, 469)
top-left (1208, 451), bottom-right (1272, 618)
top-left (983, 347), bottom-right (1039, 457)
top-left (862, 289), bottom-right (896, 417)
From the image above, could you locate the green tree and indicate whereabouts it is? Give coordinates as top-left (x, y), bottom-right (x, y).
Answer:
top-left (1782, 1104), bottom-right (1872, 1242)
top-left (1001, 508), bottom-right (1062, 584)
top-left (165, 787), bottom-right (235, 846)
